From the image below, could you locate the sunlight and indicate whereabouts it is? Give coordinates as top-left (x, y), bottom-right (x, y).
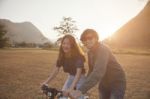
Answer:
top-left (0, 0), bottom-right (148, 42)
top-left (98, 29), bottom-right (114, 41)
top-left (94, 25), bottom-right (119, 41)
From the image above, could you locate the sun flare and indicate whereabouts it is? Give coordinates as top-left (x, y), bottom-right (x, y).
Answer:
top-left (94, 27), bottom-right (117, 41)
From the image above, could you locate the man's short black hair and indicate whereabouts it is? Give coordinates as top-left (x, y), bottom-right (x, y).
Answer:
top-left (80, 29), bottom-right (99, 41)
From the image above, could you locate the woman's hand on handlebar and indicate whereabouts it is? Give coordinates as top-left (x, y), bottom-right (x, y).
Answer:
top-left (40, 81), bottom-right (48, 89)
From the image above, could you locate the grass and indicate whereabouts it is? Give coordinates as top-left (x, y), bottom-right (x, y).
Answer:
top-left (112, 48), bottom-right (150, 55)
top-left (0, 49), bottom-right (150, 99)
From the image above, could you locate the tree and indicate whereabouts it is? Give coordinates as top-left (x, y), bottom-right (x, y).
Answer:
top-left (42, 42), bottom-right (54, 48)
top-left (0, 24), bottom-right (9, 48)
top-left (53, 17), bottom-right (78, 43)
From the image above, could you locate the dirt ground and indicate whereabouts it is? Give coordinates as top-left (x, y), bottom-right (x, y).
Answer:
top-left (0, 49), bottom-right (149, 99)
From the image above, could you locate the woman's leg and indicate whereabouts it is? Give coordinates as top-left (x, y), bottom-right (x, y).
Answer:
top-left (76, 75), bottom-right (86, 90)
top-left (62, 75), bottom-right (74, 91)
top-left (63, 75), bottom-right (85, 90)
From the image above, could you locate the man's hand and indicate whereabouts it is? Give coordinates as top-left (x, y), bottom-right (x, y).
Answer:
top-left (69, 90), bottom-right (82, 99)
top-left (63, 89), bottom-right (70, 97)
top-left (63, 88), bottom-right (74, 97)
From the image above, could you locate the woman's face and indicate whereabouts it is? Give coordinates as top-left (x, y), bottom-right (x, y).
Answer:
top-left (62, 38), bottom-right (71, 53)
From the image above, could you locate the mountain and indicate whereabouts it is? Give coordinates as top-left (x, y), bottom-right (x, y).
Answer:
top-left (105, 1), bottom-right (150, 49)
top-left (0, 19), bottom-right (50, 44)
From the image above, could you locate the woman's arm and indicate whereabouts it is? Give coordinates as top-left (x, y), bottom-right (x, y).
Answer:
top-left (63, 68), bottom-right (82, 97)
top-left (70, 68), bottom-right (82, 90)
top-left (43, 66), bottom-right (60, 85)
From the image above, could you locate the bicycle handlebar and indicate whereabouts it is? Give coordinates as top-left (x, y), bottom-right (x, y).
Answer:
top-left (41, 84), bottom-right (63, 99)
top-left (41, 84), bottom-right (89, 99)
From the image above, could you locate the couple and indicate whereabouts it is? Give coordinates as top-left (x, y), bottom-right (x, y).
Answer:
top-left (41, 29), bottom-right (126, 99)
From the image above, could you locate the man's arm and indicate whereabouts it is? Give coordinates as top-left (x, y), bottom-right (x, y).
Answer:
top-left (79, 46), bottom-right (109, 94)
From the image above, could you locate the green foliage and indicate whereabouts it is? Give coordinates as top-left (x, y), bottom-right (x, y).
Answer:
top-left (53, 17), bottom-right (79, 45)
top-left (0, 24), bottom-right (9, 48)
top-left (53, 17), bottom-right (78, 37)
top-left (42, 42), bottom-right (53, 48)
top-left (13, 42), bottom-right (39, 48)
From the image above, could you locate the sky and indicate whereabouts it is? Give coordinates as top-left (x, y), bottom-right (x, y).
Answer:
top-left (0, 0), bottom-right (148, 41)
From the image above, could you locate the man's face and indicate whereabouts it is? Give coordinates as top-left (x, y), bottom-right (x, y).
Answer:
top-left (82, 33), bottom-right (97, 49)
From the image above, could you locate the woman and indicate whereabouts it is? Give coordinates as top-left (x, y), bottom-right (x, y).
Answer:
top-left (41, 35), bottom-right (86, 97)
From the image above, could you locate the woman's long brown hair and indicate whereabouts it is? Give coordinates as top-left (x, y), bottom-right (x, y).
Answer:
top-left (57, 35), bottom-right (85, 64)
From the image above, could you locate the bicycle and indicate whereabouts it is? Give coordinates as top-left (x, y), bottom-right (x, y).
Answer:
top-left (41, 84), bottom-right (89, 99)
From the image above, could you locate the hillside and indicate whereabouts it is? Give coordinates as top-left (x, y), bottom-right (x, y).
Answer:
top-left (105, 1), bottom-right (150, 49)
top-left (0, 19), bottom-right (50, 44)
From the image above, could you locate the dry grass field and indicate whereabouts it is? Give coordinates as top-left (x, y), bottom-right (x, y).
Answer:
top-left (0, 48), bottom-right (150, 99)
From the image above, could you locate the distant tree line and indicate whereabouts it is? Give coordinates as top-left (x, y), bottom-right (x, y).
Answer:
top-left (11, 41), bottom-right (54, 48)
top-left (0, 24), bottom-right (9, 48)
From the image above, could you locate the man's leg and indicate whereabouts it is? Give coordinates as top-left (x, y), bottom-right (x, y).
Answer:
top-left (99, 84), bottom-right (110, 99)
top-left (110, 88), bottom-right (125, 99)
top-left (110, 82), bottom-right (126, 99)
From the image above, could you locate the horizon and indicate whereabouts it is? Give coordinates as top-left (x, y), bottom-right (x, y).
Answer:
top-left (0, 0), bottom-right (148, 41)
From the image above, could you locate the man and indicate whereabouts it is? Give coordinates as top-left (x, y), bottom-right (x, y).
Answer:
top-left (70, 29), bottom-right (126, 99)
